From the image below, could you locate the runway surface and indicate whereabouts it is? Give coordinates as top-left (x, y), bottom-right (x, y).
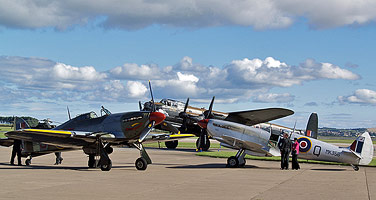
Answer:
top-left (0, 146), bottom-right (375, 200)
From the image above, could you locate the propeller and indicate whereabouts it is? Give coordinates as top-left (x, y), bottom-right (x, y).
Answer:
top-left (196, 96), bottom-right (215, 151)
top-left (148, 80), bottom-right (155, 112)
top-left (203, 96), bottom-right (215, 119)
top-left (178, 98), bottom-right (190, 131)
top-left (138, 81), bottom-right (166, 143)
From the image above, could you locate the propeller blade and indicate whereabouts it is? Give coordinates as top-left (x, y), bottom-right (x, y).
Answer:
top-left (204, 96), bottom-right (215, 119)
top-left (148, 80), bottom-right (155, 112)
top-left (139, 121), bottom-right (155, 142)
top-left (67, 106), bottom-right (71, 120)
top-left (183, 98), bottom-right (189, 113)
top-left (139, 101), bottom-right (143, 111)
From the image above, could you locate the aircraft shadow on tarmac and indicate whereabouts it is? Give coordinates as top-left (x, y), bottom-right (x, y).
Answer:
top-left (145, 147), bottom-right (198, 153)
top-left (0, 162), bottom-right (134, 171)
top-left (166, 163), bottom-right (260, 169)
top-left (310, 168), bottom-right (347, 171)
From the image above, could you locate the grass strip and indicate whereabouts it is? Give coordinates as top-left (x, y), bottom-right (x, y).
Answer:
top-left (196, 151), bottom-right (376, 167)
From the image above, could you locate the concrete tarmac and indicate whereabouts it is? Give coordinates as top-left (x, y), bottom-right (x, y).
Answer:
top-left (0, 146), bottom-right (375, 200)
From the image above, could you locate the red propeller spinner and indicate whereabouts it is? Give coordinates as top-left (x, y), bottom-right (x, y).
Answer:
top-left (149, 112), bottom-right (166, 125)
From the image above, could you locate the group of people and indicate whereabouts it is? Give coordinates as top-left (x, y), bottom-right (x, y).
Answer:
top-left (278, 133), bottom-right (300, 170)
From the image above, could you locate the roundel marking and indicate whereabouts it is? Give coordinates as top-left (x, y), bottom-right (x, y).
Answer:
top-left (298, 137), bottom-right (312, 153)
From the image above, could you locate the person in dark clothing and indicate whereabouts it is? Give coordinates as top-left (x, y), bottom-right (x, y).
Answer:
top-left (292, 138), bottom-right (300, 170)
top-left (10, 139), bottom-right (22, 166)
top-left (278, 133), bottom-right (292, 170)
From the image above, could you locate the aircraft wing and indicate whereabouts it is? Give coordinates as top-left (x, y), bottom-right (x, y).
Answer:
top-left (4, 129), bottom-right (122, 148)
top-left (224, 108), bottom-right (294, 126)
top-left (143, 133), bottom-right (195, 143)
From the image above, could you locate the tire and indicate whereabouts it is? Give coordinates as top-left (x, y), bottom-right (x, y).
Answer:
top-left (165, 140), bottom-right (178, 149)
top-left (227, 156), bottom-right (239, 168)
top-left (135, 157), bottom-right (148, 170)
top-left (105, 146), bottom-right (113, 154)
top-left (100, 160), bottom-right (112, 171)
top-left (196, 137), bottom-right (210, 151)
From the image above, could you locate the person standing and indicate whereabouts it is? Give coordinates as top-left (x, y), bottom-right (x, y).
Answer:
top-left (10, 139), bottom-right (22, 166)
top-left (292, 138), bottom-right (300, 170)
top-left (278, 133), bottom-right (292, 170)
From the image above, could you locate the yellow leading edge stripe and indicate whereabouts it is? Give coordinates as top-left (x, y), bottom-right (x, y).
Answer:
top-left (169, 134), bottom-right (195, 138)
top-left (25, 129), bottom-right (72, 135)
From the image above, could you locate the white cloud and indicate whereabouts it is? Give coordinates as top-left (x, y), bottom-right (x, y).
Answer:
top-left (253, 93), bottom-right (295, 103)
top-left (177, 72), bottom-right (199, 82)
top-left (338, 89), bottom-right (376, 105)
top-left (109, 63), bottom-right (161, 80)
top-left (0, 0), bottom-right (375, 30)
top-left (126, 81), bottom-right (147, 98)
top-left (0, 55), bottom-right (360, 105)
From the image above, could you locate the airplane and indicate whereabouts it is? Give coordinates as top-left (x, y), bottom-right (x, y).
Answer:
top-left (2, 81), bottom-right (194, 171)
top-left (196, 99), bottom-right (374, 170)
top-left (142, 97), bottom-right (295, 151)
top-left (0, 117), bottom-right (69, 165)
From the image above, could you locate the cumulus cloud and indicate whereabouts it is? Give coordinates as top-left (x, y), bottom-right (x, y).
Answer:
top-left (338, 89), bottom-right (376, 105)
top-left (224, 57), bottom-right (359, 89)
top-left (0, 0), bottom-right (375, 30)
top-left (0, 55), bottom-right (360, 105)
top-left (253, 93), bottom-right (295, 103)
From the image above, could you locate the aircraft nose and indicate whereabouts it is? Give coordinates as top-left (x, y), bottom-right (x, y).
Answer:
top-left (149, 112), bottom-right (166, 125)
top-left (198, 119), bottom-right (209, 129)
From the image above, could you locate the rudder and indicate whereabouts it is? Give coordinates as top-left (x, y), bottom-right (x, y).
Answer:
top-left (305, 113), bottom-right (318, 139)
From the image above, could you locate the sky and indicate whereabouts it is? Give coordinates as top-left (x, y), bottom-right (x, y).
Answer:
top-left (0, 0), bottom-right (376, 129)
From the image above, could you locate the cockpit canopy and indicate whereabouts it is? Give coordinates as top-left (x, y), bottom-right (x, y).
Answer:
top-left (74, 111), bottom-right (98, 121)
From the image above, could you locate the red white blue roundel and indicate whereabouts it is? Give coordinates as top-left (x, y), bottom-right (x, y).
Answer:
top-left (298, 137), bottom-right (312, 153)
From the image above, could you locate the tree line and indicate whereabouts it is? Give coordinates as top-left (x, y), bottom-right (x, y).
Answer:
top-left (0, 116), bottom-right (39, 127)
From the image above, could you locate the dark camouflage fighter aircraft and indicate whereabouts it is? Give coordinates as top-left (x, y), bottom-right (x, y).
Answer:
top-left (2, 82), bottom-right (193, 171)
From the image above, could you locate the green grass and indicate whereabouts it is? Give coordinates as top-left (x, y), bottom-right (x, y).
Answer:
top-left (0, 126), bottom-right (12, 138)
top-left (321, 139), bottom-right (376, 145)
top-left (196, 151), bottom-right (376, 167)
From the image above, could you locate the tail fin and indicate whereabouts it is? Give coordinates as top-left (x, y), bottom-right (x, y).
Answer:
top-left (13, 117), bottom-right (30, 130)
top-left (305, 113), bottom-right (318, 139)
top-left (349, 132), bottom-right (374, 165)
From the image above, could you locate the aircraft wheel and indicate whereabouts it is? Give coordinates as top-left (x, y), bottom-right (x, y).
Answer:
top-left (25, 159), bottom-right (31, 166)
top-left (227, 156), bottom-right (239, 168)
top-left (353, 165), bottom-right (359, 171)
top-left (196, 137), bottom-right (211, 151)
top-left (165, 140), bottom-right (178, 149)
top-left (100, 160), bottom-right (112, 171)
top-left (105, 146), bottom-right (113, 154)
top-left (135, 157), bottom-right (148, 170)
top-left (88, 154), bottom-right (96, 168)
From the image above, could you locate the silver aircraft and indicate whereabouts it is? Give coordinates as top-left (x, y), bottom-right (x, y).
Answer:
top-left (197, 101), bottom-right (374, 171)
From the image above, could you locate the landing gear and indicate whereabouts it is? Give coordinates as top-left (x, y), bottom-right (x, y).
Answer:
top-left (100, 160), bottom-right (112, 171)
top-left (227, 156), bottom-right (239, 168)
top-left (351, 164), bottom-right (359, 171)
top-left (196, 135), bottom-right (210, 151)
top-left (135, 157), bottom-right (147, 170)
top-left (133, 143), bottom-right (152, 170)
top-left (226, 149), bottom-right (246, 168)
top-left (165, 140), bottom-right (178, 149)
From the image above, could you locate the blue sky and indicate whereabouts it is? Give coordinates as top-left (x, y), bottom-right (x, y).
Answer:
top-left (0, 1), bottom-right (375, 128)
